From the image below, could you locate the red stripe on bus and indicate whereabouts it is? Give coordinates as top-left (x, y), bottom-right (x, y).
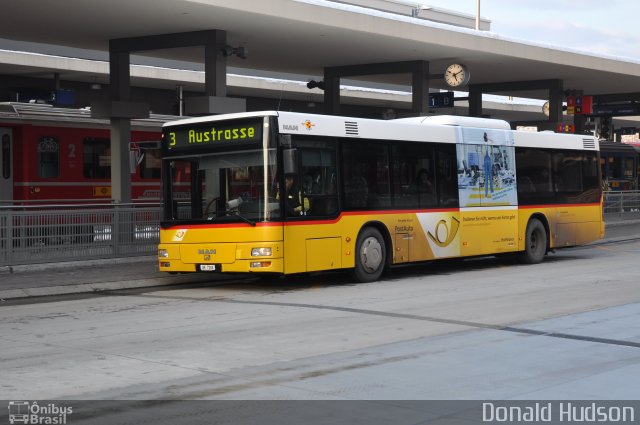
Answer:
top-left (170, 222), bottom-right (282, 229)
top-left (163, 204), bottom-right (602, 230)
top-left (518, 203), bottom-right (601, 209)
top-left (163, 208), bottom-right (459, 229)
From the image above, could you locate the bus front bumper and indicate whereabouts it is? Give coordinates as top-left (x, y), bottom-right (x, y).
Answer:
top-left (157, 242), bottom-right (283, 274)
top-left (158, 258), bottom-right (284, 273)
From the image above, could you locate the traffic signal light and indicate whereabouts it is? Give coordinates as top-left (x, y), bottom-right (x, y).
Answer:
top-left (599, 117), bottom-right (612, 140)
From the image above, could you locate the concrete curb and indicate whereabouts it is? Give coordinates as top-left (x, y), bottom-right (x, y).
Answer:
top-left (605, 219), bottom-right (640, 227)
top-left (0, 274), bottom-right (223, 301)
top-left (0, 255), bottom-right (157, 275)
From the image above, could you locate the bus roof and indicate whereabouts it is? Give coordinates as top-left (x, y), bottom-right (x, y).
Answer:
top-left (163, 110), bottom-right (598, 152)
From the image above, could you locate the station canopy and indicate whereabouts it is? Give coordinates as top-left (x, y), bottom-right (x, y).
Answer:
top-left (2, 0), bottom-right (640, 101)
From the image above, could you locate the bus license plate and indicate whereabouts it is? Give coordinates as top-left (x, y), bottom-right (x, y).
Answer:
top-left (199, 264), bottom-right (217, 271)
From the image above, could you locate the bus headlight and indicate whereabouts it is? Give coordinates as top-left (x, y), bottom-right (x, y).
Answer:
top-left (158, 249), bottom-right (169, 258)
top-left (251, 247), bottom-right (272, 257)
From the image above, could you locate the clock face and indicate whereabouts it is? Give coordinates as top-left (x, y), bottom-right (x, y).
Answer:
top-left (542, 101), bottom-right (550, 116)
top-left (444, 63), bottom-right (469, 87)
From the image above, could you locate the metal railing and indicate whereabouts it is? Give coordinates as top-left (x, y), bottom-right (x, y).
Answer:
top-left (0, 203), bottom-right (160, 267)
top-left (1, 192), bottom-right (639, 267)
top-left (603, 190), bottom-right (640, 221)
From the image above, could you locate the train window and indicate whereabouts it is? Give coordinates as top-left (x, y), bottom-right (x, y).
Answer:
top-left (38, 136), bottom-right (59, 178)
top-left (139, 148), bottom-right (161, 179)
top-left (83, 138), bottom-right (111, 179)
top-left (2, 134), bottom-right (9, 179)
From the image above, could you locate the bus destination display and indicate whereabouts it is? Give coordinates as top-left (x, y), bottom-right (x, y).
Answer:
top-left (164, 120), bottom-right (262, 150)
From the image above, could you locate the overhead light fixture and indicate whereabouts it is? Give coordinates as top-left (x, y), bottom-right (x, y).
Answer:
top-left (306, 96), bottom-right (316, 108)
top-left (221, 45), bottom-right (247, 59)
top-left (306, 80), bottom-right (325, 90)
top-left (90, 76), bottom-right (101, 90)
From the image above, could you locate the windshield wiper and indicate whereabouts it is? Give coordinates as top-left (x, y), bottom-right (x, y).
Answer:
top-left (232, 213), bottom-right (256, 227)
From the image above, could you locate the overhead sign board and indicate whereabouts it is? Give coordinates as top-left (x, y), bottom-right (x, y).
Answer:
top-left (566, 95), bottom-right (593, 115)
top-left (592, 103), bottom-right (640, 116)
top-left (428, 92), bottom-right (454, 108)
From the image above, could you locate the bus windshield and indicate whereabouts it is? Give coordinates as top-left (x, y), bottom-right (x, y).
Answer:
top-left (163, 148), bottom-right (279, 225)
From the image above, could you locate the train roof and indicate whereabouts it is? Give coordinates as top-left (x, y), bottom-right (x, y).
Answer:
top-left (0, 102), bottom-right (179, 129)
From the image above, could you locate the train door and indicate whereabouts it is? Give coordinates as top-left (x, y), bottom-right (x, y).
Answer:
top-left (0, 128), bottom-right (12, 202)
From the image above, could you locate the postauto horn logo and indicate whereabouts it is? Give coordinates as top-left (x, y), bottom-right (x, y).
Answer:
top-left (427, 216), bottom-right (460, 247)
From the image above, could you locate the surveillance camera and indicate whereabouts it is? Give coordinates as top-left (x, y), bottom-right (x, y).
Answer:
top-left (306, 80), bottom-right (325, 90)
top-left (235, 46), bottom-right (247, 59)
top-left (221, 46), bottom-right (247, 59)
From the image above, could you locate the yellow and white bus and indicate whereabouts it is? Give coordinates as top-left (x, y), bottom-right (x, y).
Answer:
top-left (157, 111), bottom-right (604, 282)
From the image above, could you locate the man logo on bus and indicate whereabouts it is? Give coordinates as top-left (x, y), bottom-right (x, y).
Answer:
top-left (303, 120), bottom-right (315, 130)
top-left (427, 217), bottom-right (460, 247)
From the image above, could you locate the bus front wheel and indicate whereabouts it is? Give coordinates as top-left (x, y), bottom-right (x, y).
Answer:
top-left (352, 227), bottom-right (386, 283)
top-left (518, 218), bottom-right (547, 264)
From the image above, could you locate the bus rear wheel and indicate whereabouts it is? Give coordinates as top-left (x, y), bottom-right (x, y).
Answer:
top-left (518, 218), bottom-right (547, 264)
top-left (352, 227), bottom-right (386, 283)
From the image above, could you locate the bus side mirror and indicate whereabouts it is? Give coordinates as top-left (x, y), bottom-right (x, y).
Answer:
top-left (283, 148), bottom-right (298, 174)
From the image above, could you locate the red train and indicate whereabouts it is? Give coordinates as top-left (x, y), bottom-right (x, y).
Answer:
top-left (0, 102), bottom-right (177, 204)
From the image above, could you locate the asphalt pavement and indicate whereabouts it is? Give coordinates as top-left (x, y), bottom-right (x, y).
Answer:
top-left (1, 219), bottom-right (639, 301)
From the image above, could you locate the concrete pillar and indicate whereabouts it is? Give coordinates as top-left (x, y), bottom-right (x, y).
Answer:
top-left (323, 75), bottom-right (340, 115)
top-left (549, 80), bottom-right (563, 124)
top-left (109, 50), bottom-right (132, 204)
top-left (411, 62), bottom-right (430, 115)
top-left (468, 86), bottom-right (482, 117)
top-left (204, 31), bottom-right (227, 97)
top-left (324, 61), bottom-right (430, 116)
top-left (110, 118), bottom-right (132, 203)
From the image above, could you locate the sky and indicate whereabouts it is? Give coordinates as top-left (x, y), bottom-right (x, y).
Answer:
top-left (421, 0), bottom-right (640, 62)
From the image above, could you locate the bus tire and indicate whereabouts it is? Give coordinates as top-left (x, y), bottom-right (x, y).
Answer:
top-left (352, 227), bottom-right (386, 283)
top-left (518, 218), bottom-right (547, 264)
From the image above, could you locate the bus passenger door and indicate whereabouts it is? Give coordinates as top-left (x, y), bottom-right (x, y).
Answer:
top-left (282, 142), bottom-right (340, 274)
top-left (0, 128), bottom-right (12, 202)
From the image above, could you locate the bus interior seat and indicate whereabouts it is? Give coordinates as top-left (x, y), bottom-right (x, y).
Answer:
top-left (310, 196), bottom-right (338, 216)
top-left (347, 176), bottom-right (368, 208)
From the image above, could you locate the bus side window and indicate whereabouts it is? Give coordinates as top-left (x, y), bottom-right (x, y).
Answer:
top-left (391, 143), bottom-right (435, 209)
top-left (435, 144), bottom-right (459, 207)
top-left (342, 141), bottom-right (390, 209)
top-left (516, 147), bottom-right (554, 205)
top-left (299, 148), bottom-right (338, 216)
